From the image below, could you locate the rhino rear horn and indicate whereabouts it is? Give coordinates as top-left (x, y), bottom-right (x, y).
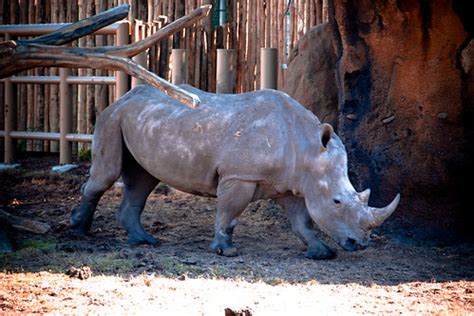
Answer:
top-left (365, 193), bottom-right (400, 229)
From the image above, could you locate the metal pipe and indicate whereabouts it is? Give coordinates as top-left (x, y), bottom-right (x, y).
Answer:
top-left (10, 131), bottom-right (61, 141)
top-left (171, 49), bottom-right (188, 85)
top-left (0, 131), bottom-right (92, 143)
top-left (0, 22), bottom-right (121, 36)
top-left (65, 133), bottom-right (93, 142)
top-left (216, 49), bottom-right (234, 94)
top-left (1, 76), bottom-right (116, 85)
top-left (260, 48), bottom-right (278, 90)
top-left (60, 68), bottom-right (73, 164)
top-left (115, 22), bottom-right (130, 98)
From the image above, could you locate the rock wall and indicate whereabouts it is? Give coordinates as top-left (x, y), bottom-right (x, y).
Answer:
top-left (285, 0), bottom-right (473, 240)
top-left (283, 23), bottom-right (338, 128)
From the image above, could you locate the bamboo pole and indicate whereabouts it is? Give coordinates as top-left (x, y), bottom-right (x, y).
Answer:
top-left (323, 0), bottom-right (328, 22)
top-left (26, 0), bottom-right (35, 151)
top-left (171, 48), bottom-right (188, 84)
top-left (77, 0), bottom-right (86, 153)
top-left (316, 0), bottom-right (322, 25)
top-left (59, 67), bottom-right (72, 164)
top-left (310, 0), bottom-right (316, 27)
top-left (18, 0), bottom-right (28, 142)
top-left (86, 0), bottom-right (96, 142)
top-left (35, 0), bottom-right (46, 152)
top-left (4, 60), bottom-right (15, 162)
top-left (216, 48), bottom-right (234, 93)
top-left (115, 21), bottom-right (130, 97)
top-left (95, 0), bottom-right (109, 116)
top-left (50, 0), bottom-right (60, 152)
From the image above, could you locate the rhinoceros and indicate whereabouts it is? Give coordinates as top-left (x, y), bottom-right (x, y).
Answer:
top-left (71, 84), bottom-right (400, 259)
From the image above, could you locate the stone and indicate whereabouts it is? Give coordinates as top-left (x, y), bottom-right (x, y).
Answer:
top-left (283, 22), bottom-right (338, 129)
top-left (51, 164), bottom-right (77, 173)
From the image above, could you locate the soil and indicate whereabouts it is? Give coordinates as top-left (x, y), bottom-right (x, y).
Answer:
top-left (1, 153), bottom-right (473, 314)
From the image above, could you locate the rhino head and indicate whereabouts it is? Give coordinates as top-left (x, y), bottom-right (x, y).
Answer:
top-left (302, 123), bottom-right (400, 251)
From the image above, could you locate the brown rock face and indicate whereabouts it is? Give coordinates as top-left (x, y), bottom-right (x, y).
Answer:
top-left (329, 0), bottom-right (472, 239)
top-left (283, 23), bottom-right (338, 128)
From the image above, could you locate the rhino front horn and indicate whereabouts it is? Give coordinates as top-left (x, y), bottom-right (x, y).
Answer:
top-left (359, 188), bottom-right (371, 205)
top-left (366, 193), bottom-right (400, 229)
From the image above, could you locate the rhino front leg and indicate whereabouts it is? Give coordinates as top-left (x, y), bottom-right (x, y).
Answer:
top-left (210, 179), bottom-right (256, 257)
top-left (116, 148), bottom-right (159, 245)
top-left (275, 196), bottom-right (336, 260)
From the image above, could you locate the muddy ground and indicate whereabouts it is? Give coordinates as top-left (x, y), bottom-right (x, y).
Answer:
top-left (1, 154), bottom-right (473, 314)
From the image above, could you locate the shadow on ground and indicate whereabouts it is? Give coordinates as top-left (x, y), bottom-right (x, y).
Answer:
top-left (1, 154), bottom-right (473, 286)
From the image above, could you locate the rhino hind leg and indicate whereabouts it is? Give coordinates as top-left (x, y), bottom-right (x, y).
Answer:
top-left (210, 179), bottom-right (257, 257)
top-left (70, 124), bottom-right (123, 235)
top-left (275, 197), bottom-right (336, 260)
top-left (117, 146), bottom-right (159, 245)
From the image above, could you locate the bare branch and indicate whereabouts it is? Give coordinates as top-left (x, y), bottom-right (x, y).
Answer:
top-left (18, 4), bottom-right (129, 46)
top-left (0, 5), bottom-right (213, 107)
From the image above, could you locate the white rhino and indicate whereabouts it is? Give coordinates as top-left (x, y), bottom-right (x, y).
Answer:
top-left (71, 84), bottom-right (399, 259)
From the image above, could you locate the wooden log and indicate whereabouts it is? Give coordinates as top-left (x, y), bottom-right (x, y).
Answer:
top-left (0, 209), bottom-right (51, 234)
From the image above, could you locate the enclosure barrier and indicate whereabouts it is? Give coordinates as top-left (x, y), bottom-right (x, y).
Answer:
top-left (171, 49), bottom-right (189, 85)
top-left (0, 21), bottom-right (130, 164)
top-left (216, 49), bottom-right (235, 94)
top-left (260, 48), bottom-right (278, 90)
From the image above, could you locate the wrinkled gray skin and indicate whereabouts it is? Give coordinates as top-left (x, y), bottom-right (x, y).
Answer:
top-left (71, 84), bottom-right (400, 259)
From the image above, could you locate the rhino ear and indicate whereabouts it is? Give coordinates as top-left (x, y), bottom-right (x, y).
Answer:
top-left (321, 123), bottom-right (334, 149)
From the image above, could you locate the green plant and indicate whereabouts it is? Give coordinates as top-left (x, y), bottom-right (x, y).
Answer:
top-left (79, 148), bottom-right (92, 161)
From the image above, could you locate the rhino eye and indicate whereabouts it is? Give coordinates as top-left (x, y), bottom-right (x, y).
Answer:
top-left (333, 199), bottom-right (341, 204)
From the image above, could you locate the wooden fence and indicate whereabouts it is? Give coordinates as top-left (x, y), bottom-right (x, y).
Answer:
top-left (0, 0), bottom-right (328, 158)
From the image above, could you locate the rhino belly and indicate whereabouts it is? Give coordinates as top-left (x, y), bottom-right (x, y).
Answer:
top-left (122, 131), bottom-right (219, 197)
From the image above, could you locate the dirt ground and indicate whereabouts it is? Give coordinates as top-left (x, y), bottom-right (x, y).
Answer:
top-left (1, 154), bottom-right (473, 315)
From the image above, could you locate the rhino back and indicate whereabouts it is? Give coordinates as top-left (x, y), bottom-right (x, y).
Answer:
top-left (104, 85), bottom-right (320, 196)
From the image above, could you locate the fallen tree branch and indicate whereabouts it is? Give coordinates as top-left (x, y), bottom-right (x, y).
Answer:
top-left (18, 4), bottom-right (129, 46)
top-left (0, 5), bottom-right (212, 108)
top-left (0, 209), bottom-right (51, 234)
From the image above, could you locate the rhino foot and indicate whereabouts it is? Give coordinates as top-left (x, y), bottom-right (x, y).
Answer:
top-left (70, 207), bottom-right (94, 235)
top-left (305, 243), bottom-right (337, 260)
top-left (210, 241), bottom-right (239, 257)
top-left (127, 232), bottom-right (158, 245)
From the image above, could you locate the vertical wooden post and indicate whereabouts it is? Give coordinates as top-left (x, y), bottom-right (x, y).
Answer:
top-left (4, 80), bottom-right (15, 164)
top-left (60, 68), bottom-right (72, 164)
top-left (4, 33), bottom-right (15, 164)
top-left (316, 0), bottom-right (322, 25)
top-left (132, 21), bottom-right (147, 88)
top-left (260, 48), bottom-right (278, 90)
top-left (171, 48), bottom-right (188, 85)
top-left (116, 21), bottom-right (130, 98)
top-left (322, 0), bottom-right (328, 22)
top-left (216, 49), bottom-right (234, 94)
